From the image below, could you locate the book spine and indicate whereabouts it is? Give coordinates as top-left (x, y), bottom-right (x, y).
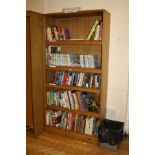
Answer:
top-left (94, 24), bottom-right (100, 40)
top-left (86, 19), bottom-right (100, 40)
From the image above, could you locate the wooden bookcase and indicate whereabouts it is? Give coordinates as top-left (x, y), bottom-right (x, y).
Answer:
top-left (43, 10), bottom-right (110, 145)
top-left (26, 11), bottom-right (44, 136)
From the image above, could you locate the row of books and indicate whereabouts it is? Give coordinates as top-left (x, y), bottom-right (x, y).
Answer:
top-left (47, 25), bottom-right (71, 41)
top-left (47, 90), bottom-right (99, 112)
top-left (86, 19), bottom-right (102, 40)
top-left (53, 71), bottom-right (100, 88)
top-left (46, 110), bottom-right (99, 136)
top-left (46, 46), bottom-right (99, 68)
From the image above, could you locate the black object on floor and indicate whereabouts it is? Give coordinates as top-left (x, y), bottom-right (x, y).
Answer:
top-left (98, 119), bottom-right (124, 146)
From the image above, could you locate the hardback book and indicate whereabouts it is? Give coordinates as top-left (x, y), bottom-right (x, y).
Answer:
top-left (72, 92), bottom-right (79, 110)
top-left (76, 91), bottom-right (84, 111)
top-left (77, 73), bottom-right (84, 87)
top-left (52, 92), bottom-right (57, 106)
top-left (70, 54), bottom-right (74, 66)
top-left (50, 111), bottom-right (56, 126)
top-left (63, 91), bottom-right (71, 109)
top-left (47, 91), bottom-right (51, 105)
top-left (86, 19), bottom-right (101, 40)
top-left (50, 91), bottom-right (54, 105)
top-left (90, 55), bottom-right (95, 68)
top-left (81, 93), bottom-right (89, 111)
top-left (60, 112), bottom-right (68, 129)
top-left (54, 71), bottom-right (59, 84)
top-left (73, 114), bottom-right (78, 132)
top-left (59, 91), bottom-right (64, 107)
top-left (58, 27), bottom-right (61, 40)
top-left (53, 26), bottom-right (58, 40)
top-left (87, 55), bottom-right (91, 68)
top-left (78, 116), bottom-right (85, 133)
top-left (92, 118), bottom-right (99, 136)
top-left (46, 111), bottom-right (50, 125)
top-left (61, 72), bottom-right (68, 85)
top-left (47, 27), bottom-right (52, 41)
top-left (67, 91), bottom-right (74, 109)
top-left (80, 55), bottom-right (84, 68)
top-left (73, 72), bottom-right (79, 86)
top-left (89, 74), bottom-right (94, 88)
top-left (94, 24), bottom-right (101, 40)
top-left (61, 28), bottom-right (65, 40)
top-left (51, 25), bottom-right (56, 41)
top-left (84, 55), bottom-right (89, 68)
top-left (84, 117), bottom-right (94, 135)
top-left (69, 113), bottom-right (74, 130)
top-left (62, 92), bottom-right (67, 108)
top-left (93, 55), bottom-right (99, 68)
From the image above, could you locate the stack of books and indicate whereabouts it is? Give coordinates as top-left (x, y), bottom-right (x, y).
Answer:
top-left (47, 90), bottom-right (99, 112)
top-left (86, 19), bottom-right (103, 40)
top-left (46, 110), bottom-right (62, 127)
top-left (46, 46), bottom-right (99, 68)
top-left (53, 71), bottom-right (100, 88)
top-left (46, 110), bottom-right (99, 136)
top-left (47, 25), bottom-right (71, 41)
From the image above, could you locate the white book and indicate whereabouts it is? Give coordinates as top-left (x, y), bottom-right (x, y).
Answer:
top-left (84, 117), bottom-right (94, 135)
top-left (80, 55), bottom-right (84, 68)
top-left (84, 55), bottom-right (89, 68)
top-left (47, 27), bottom-right (52, 41)
top-left (68, 54), bottom-right (71, 66)
top-left (46, 111), bottom-right (50, 125)
top-left (90, 55), bottom-right (95, 68)
top-left (94, 24), bottom-right (100, 40)
top-left (86, 20), bottom-right (100, 40)
top-left (68, 91), bottom-right (74, 109)
top-left (88, 55), bottom-right (92, 68)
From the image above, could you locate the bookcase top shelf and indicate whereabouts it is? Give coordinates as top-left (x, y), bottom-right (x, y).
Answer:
top-left (46, 40), bottom-right (102, 45)
top-left (46, 105), bottom-right (100, 118)
top-left (46, 83), bottom-right (101, 94)
top-left (46, 65), bottom-right (102, 74)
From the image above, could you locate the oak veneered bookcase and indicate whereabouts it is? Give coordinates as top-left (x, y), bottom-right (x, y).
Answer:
top-left (43, 9), bottom-right (110, 145)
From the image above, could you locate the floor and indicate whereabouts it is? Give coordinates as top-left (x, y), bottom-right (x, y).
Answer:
top-left (26, 132), bottom-right (129, 155)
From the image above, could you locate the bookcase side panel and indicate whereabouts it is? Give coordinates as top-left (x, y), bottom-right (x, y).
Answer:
top-left (43, 15), bottom-right (48, 129)
top-left (100, 11), bottom-right (110, 120)
top-left (26, 15), bottom-right (34, 128)
top-left (30, 12), bottom-right (44, 136)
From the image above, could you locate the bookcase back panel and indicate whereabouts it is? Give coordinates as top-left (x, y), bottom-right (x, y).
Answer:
top-left (46, 15), bottom-right (102, 39)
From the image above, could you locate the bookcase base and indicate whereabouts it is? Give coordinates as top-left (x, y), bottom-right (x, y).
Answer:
top-left (45, 126), bottom-right (99, 145)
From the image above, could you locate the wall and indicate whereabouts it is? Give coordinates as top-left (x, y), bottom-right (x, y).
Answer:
top-left (27, 0), bottom-right (129, 122)
top-left (26, 0), bottom-right (44, 13)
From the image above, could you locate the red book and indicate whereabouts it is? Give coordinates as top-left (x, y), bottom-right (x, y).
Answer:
top-left (70, 113), bottom-right (74, 130)
top-left (50, 114), bottom-right (53, 126)
top-left (61, 72), bottom-right (68, 85)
